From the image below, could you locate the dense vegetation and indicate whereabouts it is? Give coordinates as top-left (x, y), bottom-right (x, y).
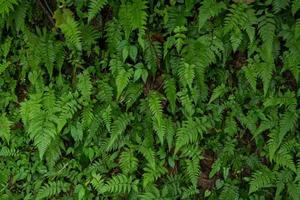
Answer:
top-left (0, 0), bottom-right (300, 199)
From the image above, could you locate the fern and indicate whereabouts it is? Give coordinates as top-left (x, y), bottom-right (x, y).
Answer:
top-left (97, 79), bottom-right (114, 103)
top-left (198, 0), bottom-right (226, 31)
top-left (209, 84), bottom-right (226, 104)
top-left (272, 145), bottom-right (296, 171)
top-left (120, 149), bottom-right (138, 174)
top-left (175, 118), bottom-right (203, 153)
top-left (105, 19), bottom-right (122, 53)
top-left (118, 0), bottom-right (148, 39)
top-left (279, 110), bottom-right (298, 141)
top-left (77, 71), bottom-right (93, 102)
top-left (105, 174), bottom-right (139, 194)
top-left (292, 0), bottom-right (300, 15)
top-left (116, 68), bottom-right (132, 100)
top-left (272, 0), bottom-right (290, 13)
top-left (177, 89), bottom-right (195, 117)
top-left (54, 9), bottom-right (82, 51)
top-left (249, 168), bottom-right (275, 194)
top-left (2, 1), bottom-right (300, 199)
top-left (56, 92), bottom-right (79, 132)
top-left (0, 147), bottom-right (18, 157)
top-left (91, 174), bottom-right (106, 194)
top-left (148, 92), bottom-right (163, 125)
top-left (185, 156), bottom-right (200, 187)
top-left (87, 0), bottom-right (108, 22)
top-left (101, 104), bottom-right (112, 132)
top-left (139, 146), bottom-right (156, 169)
top-left (287, 182), bottom-right (300, 200)
top-left (178, 61), bottom-right (195, 89)
top-left (0, 115), bottom-right (11, 144)
top-left (36, 181), bottom-right (70, 199)
top-left (144, 40), bottom-right (162, 73)
top-left (0, 0), bottom-right (19, 16)
top-left (81, 24), bottom-right (100, 52)
top-left (20, 92), bottom-right (59, 159)
top-left (143, 161), bottom-right (167, 188)
top-left (163, 76), bottom-right (177, 114)
top-left (257, 62), bottom-right (274, 95)
top-left (219, 184), bottom-right (239, 200)
top-left (148, 92), bottom-right (166, 144)
top-left (258, 14), bottom-right (276, 63)
top-left (244, 63), bottom-right (257, 91)
top-left (106, 113), bottom-right (132, 151)
top-left (224, 3), bottom-right (256, 51)
top-left (124, 83), bottom-right (143, 110)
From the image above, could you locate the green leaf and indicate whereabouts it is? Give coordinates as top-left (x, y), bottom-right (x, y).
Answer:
top-left (0, 115), bottom-right (11, 144)
top-left (208, 84), bottom-right (226, 104)
top-left (71, 122), bottom-right (83, 142)
top-left (129, 45), bottom-right (138, 62)
top-left (116, 68), bottom-right (132, 100)
top-left (88, 0), bottom-right (108, 22)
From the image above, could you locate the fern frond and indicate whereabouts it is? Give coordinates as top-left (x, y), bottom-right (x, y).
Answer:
top-left (0, 0), bottom-right (19, 16)
top-left (139, 146), bottom-right (156, 169)
top-left (178, 61), bottom-right (195, 89)
top-left (182, 185), bottom-right (199, 199)
top-left (91, 174), bottom-right (106, 194)
top-left (292, 0), bottom-right (300, 15)
top-left (224, 3), bottom-right (256, 51)
top-left (81, 105), bottom-right (95, 129)
top-left (144, 40), bottom-right (162, 72)
top-left (21, 92), bottom-right (58, 159)
top-left (116, 68), bottom-right (132, 100)
top-left (105, 174), bottom-right (139, 194)
top-left (175, 118), bottom-right (203, 153)
top-left (257, 62), bottom-right (274, 95)
top-left (101, 105), bottom-right (112, 132)
top-left (287, 182), bottom-right (300, 200)
top-left (56, 92), bottom-right (79, 133)
top-left (279, 110), bottom-right (298, 141)
top-left (120, 149), bottom-right (138, 174)
top-left (258, 14), bottom-right (276, 63)
top-left (219, 184), bottom-right (239, 200)
top-left (249, 168), bottom-right (275, 194)
top-left (208, 84), bottom-right (226, 104)
top-left (97, 79), bottom-right (113, 103)
top-left (81, 24), bottom-right (100, 52)
top-left (177, 89), bottom-right (194, 117)
top-left (163, 76), bottom-right (177, 114)
top-left (124, 83), bottom-right (143, 110)
top-left (87, 0), bottom-right (108, 22)
top-left (186, 156), bottom-right (200, 187)
top-left (105, 19), bottom-right (122, 53)
top-left (148, 92), bottom-right (165, 144)
top-left (244, 64), bottom-right (257, 91)
top-left (272, 145), bottom-right (296, 171)
top-left (139, 186), bottom-right (161, 199)
top-left (272, 0), bottom-right (290, 13)
top-left (77, 71), bottom-right (93, 102)
top-left (0, 115), bottom-right (11, 144)
top-left (54, 9), bottom-right (82, 51)
top-left (36, 181), bottom-right (70, 199)
top-left (0, 146), bottom-right (18, 157)
top-left (148, 92), bottom-right (163, 125)
top-left (198, 0), bottom-right (225, 31)
top-left (267, 111), bottom-right (299, 159)
top-left (106, 113), bottom-right (132, 151)
top-left (143, 162), bottom-right (167, 188)
top-left (118, 0), bottom-right (148, 39)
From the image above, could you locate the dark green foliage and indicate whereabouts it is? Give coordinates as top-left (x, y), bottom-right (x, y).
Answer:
top-left (0, 0), bottom-right (300, 199)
